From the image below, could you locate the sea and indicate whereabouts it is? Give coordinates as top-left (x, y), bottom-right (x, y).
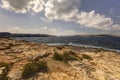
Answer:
top-left (11, 36), bottom-right (120, 53)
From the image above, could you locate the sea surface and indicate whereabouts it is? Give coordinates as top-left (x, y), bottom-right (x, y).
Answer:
top-left (11, 36), bottom-right (120, 52)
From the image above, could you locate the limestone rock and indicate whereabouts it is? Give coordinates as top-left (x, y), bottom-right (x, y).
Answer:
top-left (8, 70), bottom-right (22, 80)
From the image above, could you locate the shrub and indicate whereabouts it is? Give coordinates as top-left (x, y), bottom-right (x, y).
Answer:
top-left (0, 73), bottom-right (8, 80)
top-left (53, 52), bottom-right (63, 61)
top-left (0, 62), bottom-right (9, 70)
top-left (22, 61), bottom-right (48, 79)
top-left (0, 62), bottom-right (12, 80)
top-left (82, 54), bottom-right (93, 60)
top-left (53, 51), bottom-right (78, 63)
top-left (68, 51), bottom-right (78, 57)
top-left (62, 51), bottom-right (78, 63)
top-left (56, 46), bottom-right (63, 50)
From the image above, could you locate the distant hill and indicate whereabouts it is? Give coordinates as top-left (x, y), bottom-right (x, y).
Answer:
top-left (72, 34), bottom-right (120, 38)
top-left (0, 32), bottom-right (119, 38)
top-left (0, 32), bottom-right (52, 37)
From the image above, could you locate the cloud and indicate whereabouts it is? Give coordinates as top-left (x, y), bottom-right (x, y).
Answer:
top-left (45, 0), bottom-right (120, 30)
top-left (45, 0), bottom-right (80, 21)
top-left (40, 26), bottom-right (77, 36)
top-left (40, 17), bottom-right (49, 22)
top-left (76, 11), bottom-right (120, 30)
top-left (1, 0), bottom-right (45, 13)
top-left (1, 26), bottom-right (77, 36)
top-left (0, 0), bottom-right (120, 31)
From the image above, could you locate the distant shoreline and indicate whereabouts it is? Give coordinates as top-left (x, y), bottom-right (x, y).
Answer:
top-left (9, 37), bottom-right (120, 53)
top-left (0, 37), bottom-right (119, 54)
top-left (47, 43), bottom-right (120, 53)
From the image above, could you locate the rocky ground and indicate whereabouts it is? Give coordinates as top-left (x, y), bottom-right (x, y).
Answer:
top-left (0, 38), bottom-right (120, 80)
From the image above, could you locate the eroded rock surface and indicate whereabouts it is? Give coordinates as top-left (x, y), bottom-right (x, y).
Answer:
top-left (0, 38), bottom-right (120, 80)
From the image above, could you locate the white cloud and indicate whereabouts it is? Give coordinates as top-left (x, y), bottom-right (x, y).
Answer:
top-left (76, 11), bottom-right (120, 30)
top-left (44, 0), bottom-right (120, 30)
top-left (1, 26), bottom-right (77, 36)
top-left (1, 0), bottom-right (45, 13)
top-left (30, 0), bottom-right (45, 13)
top-left (40, 17), bottom-right (49, 22)
top-left (40, 26), bottom-right (77, 36)
top-left (0, 0), bottom-right (120, 31)
top-left (45, 0), bottom-right (80, 21)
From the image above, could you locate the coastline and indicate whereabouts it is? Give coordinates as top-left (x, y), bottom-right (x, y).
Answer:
top-left (47, 43), bottom-right (120, 53)
top-left (11, 36), bottom-right (120, 53)
top-left (0, 38), bottom-right (120, 80)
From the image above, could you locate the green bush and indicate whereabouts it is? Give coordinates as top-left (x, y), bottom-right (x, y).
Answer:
top-left (0, 62), bottom-right (10, 71)
top-left (53, 52), bottom-right (63, 61)
top-left (0, 73), bottom-right (8, 80)
top-left (0, 62), bottom-right (12, 80)
top-left (62, 51), bottom-right (78, 63)
top-left (22, 61), bottom-right (48, 79)
top-left (67, 51), bottom-right (78, 57)
top-left (82, 54), bottom-right (93, 60)
top-left (53, 51), bottom-right (78, 63)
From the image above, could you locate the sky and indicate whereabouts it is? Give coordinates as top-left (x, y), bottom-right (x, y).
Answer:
top-left (0, 0), bottom-right (120, 36)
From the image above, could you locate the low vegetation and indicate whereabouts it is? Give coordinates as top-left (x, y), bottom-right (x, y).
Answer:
top-left (0, 62), bottom-right (12, 80)
top-left (53, 51), bottom-right (78, 63)
top-left (22, 61), bottom-right (48, 79)
top-left (82, 54), bottom-right (93, 60)
top-left (56, 46), bottom-right (63, 50)
top-left (0, 62), bottom-right (10, 71)
top-left (53, 52), bottom-right (63, 61)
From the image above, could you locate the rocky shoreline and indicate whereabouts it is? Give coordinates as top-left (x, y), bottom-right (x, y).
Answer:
top-left (0, 38), bottom-right (120, 80)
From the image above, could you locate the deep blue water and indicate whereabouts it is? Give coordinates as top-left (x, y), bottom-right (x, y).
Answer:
top-left (11, 36), bottom-right (120, 51)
